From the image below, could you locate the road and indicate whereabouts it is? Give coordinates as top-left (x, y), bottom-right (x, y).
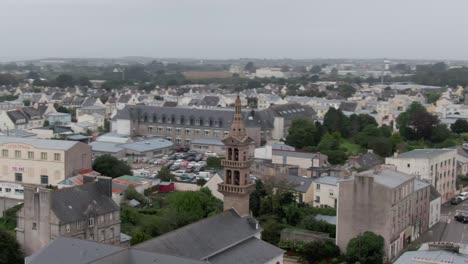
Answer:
top-left (416, 200), bottom-right (468, 245)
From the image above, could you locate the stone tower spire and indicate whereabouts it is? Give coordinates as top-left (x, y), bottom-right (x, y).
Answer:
top-left (218, 95), bottom-right (255, 216)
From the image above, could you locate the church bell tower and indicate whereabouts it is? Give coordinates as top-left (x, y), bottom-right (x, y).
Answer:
top-left (218, 96), bottom-right (255, 216)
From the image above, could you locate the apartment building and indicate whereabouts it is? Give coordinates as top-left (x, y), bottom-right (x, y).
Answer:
top-left (386, 149), bottom-right (457, 203)
top-left (16, 176), bottom-right (120, 256)
top-left (0, 136), bottom-right (92, 201)
top-left (337, 168), bottom-right (415, 261)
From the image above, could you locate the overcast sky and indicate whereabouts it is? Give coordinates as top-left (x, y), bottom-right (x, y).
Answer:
top-left (1, 0), bottom-right (468, 60)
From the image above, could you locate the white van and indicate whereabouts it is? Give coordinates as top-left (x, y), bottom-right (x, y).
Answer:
top-left (195, 171), bottom-right (211, 179)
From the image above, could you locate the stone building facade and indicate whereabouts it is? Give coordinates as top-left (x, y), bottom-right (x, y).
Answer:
top-left (16, 176), bottom-right (120, 256)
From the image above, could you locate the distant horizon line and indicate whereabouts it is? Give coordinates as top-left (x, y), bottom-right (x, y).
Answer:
top-left (0, 56), bottom-right (466, 64)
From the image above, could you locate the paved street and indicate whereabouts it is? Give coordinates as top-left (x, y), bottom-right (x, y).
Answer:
top-left (416, 200), bottom-right (468, 245)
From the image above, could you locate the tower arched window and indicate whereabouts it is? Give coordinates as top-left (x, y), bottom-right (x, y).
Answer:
top-left (143, 113), bottom-right (148, 122)
top-left (152, 114), bottom-right (157, 123)
top-left (228, 148), bottom-right (233, 160)
top-left (162, 115), bottom-right (166, 123)
top-left (234, 171), bottom-right (240, 185)
top-left (226, 170), bottom-right (232, 184)
top-left (234, 148), bottom-right (239, 161)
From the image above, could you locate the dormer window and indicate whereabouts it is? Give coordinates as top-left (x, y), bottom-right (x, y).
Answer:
top-left (88, 217), bottom-right (95, 227)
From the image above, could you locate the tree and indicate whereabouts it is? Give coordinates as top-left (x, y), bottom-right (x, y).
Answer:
top-left (206, 157), bottom-right (222, 169)
top-left (22, 99), bottom-right (31, 106)
top-left (300, 240), bottom-right (340, 263)
top-left (0, 73), bottom-right (19, 86)
top-left (43, 120), bottom-right (50, 127)
top-left (286, 118), bottom-right (321, 149)
top-left (157, 167), bottom-right (174, 182)
top-left (323, 108), bottom-right (350, 137)
top-left (346, 231), bottom-right (384, 264)
top-left (131, 230), bottom-right (151, 245)
top-left (124, 186), bottom-right (146, 205)
top-left (55, 74), bottom-right (74, 88)
top-left (337, 84), bottom-right (356, 98)
top-left (77, 76), bottom-right (92, 87)
top-left (396, 102), bottom-right (439, 141)
top-left (196, 178), bottom-right (207, 186)
top-left (250, 180), bottom-right (267, 217)
top-left (318, 132), bottom-right (347, 164)
top-left (0, 229), bottom-right (23, 264)
top-left (426, 92), bottom-right (441, 104)
top-left (309, 65), bottom-right (322, 74)
top-left (431, 124), bottom-right (452, 143)
top-left (451, 119), bottom-right (468, 134)
top-left (27, 71), bottom-right (40, 79)
top-left (92, 154), bottom-right (132, 178)
top-left (261, 218), bottom-right (284, 245)
top-left (244, 62), bottom-right (256, 74)
top-left (349, 114), bottom-right (378, 136)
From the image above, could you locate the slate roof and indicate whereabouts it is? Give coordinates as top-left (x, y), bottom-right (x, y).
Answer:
top-left (0, 136), bottom-right (78, 150)
top-left (191, 138), bottom-right (224, 146)
top-left (21, 106), bottom-right (42, 120)
top-left (90, 248), bottom-right (207, 264)
top-left (394, 249), bottom-right (468, 264)
top-left (118, 137), bottom-right (173, 152)
top-left (414, 178), bottom-right (431, 192)
top-left (71, 96), bottom-right (86, 106)
top-left (396, 149), bottom-right (455, 159)
top-left (89, 141), bottom-right (125, 153)
top-left (268, 103), bottom-right (316, 120)
top-left (315, 214), bottom-right (337, 225)
top-left (51, 92), bottom-right (67, 100)
top-left (339, 101), bottom-right (358, 112)
top-left (133, 209), bottom-right (261, 260)
top-left (115, 105), bottom-right (274, 130)
top-left (82, 97), bottom-right (97, 107)
top-left (207, 237), bottom-right (284, 264)
top-left (163, 101), bottom-right (178, 107)
top-left (359, 168), bottom-right (413, 188)
top-left (347, 152), bottom-right (383, 170)
top-left (202, 96), bottom-right (220, 107)
top-left (315, 176), bottom-right (342, 186)
top-left (26, 237), bottom-right (124, 264)
top-left (51, 181), bottom-right (119, 223)
top-left (287, 175), bottom-right (313, 193)
top-left (117, 94), bottom-right (132, 103)
top-left (7, 110), bottom-right (28, 124)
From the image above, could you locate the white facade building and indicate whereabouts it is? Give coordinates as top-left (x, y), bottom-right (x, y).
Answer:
top-left (386, 149), bottom-right (457, 203)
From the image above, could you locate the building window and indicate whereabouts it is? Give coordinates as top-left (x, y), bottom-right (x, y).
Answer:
top-left (5, 188), bottom-right (11, 193)
top-left (185, 139), bottom-right (191, 145)
top-left (88, 217), bottom-right (95, 227)
top-left (110, 227), bottom-right (115, 238)
top-left (32, 222), bottom-right (37, 230)
top-left (41, 152), bottom-right (47, 160)
top-left (407, 163), bottom-right (410, 168)
top-left (66, 224), bottom-right (70, 233)
top-left (315, 196), bottom-right (320, 203)
top-left (147, 126), bottom-right (153, 133)
top-left (167, 127), bottom-right (172, 133)
top-left (15, 150), bottom-right (21, 158)
top-left (157, 127), bottom-right (163, 133)
top-left (28, 151), bottom-right (34, 159)
top-left (204, 130), bottom-right (210, 137)
top-left (109, 213), bottom-right (114, 221)
top-left (54, 153), bottom-right (61, 161)
top-left (176, 138), bottom-right (181, 144)
top-left (195, 129), bottom-right (200, 135)
top-left (185, 129), bottom-right (191, 135)
top-left (41, 175), bottom-right (49, 185)
top-left (100, 229), bottom-right (105, 241)
top-left (2, 149), bottom-right (8, 157)
top-left (316, 184), bottom-right (320, 190)
top-left (214, 130), bottom-right (220, 137)
top-left (15, 173), bottom-right (22, 182)
top-left (176, 128), bottom-right (181, 135)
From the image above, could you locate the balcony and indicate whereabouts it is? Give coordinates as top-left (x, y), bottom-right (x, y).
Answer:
top-left (221, 159), bottom-right (252, 168)
top-left (218, 183), bottom-right (255, 194)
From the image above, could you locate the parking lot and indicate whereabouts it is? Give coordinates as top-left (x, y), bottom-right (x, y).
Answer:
top-left (129, 150), bottom-right (219, 182)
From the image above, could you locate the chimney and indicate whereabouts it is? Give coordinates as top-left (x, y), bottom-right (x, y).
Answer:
top-left (95, 176), bottom-right (112, 197)
top-left (247, 216), bottom-right (259, 230)
top-left (82, 175), bottom-right (96, 184)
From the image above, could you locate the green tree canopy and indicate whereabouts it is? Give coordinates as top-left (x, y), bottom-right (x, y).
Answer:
top-left (0, 229), bottom-right (23, 264)
top-left (396, 102), bottom-right (439, 141)
top-left (286, 118), bottom-right (321, 149)
top-left (92, 154), bottom-right (132, 178)
top-left (451, 119), bottom-right (468, 134)
top-left (55, 74), bottom-right (74, 88)
top-left (157, 167), bottom-right (174, 182)
top-left (349, 114), bottom-right (378, 136)
top-left (323, 108), bottom-right (350, 137)
top-left (346, 231), bottom-right (384, 264)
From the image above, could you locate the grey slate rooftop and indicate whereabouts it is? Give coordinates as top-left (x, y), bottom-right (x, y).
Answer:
top-left (51, 180), bottom-right (119, 223)
top-left (287, 175), bottom-right (313, 193)
top-left (207, 237), bottom-right (284, 264)
top-left (359, 168), bottom-right (414, 188)
top-left (396, 149), bottom-right (455, 159)
top-left (315, 176), bottom-right (342, 186)
top-left (118, 137), bottom-right (173, 152)
top-left (0, 136), bottom-right (78, 150)
top-left (133, 208), bottom-right (261, 260)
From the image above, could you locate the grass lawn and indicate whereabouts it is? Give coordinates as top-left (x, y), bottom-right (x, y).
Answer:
top-left (340, 139), bottom-right (362, 156)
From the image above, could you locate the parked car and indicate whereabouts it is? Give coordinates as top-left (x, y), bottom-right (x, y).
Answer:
top-left (170, 164), bottom-right (180, 171)
top-left (205, 151), bottom-right (218, 157)
top-left (455, 214), bottom-right (468, 223)
top-left (194, 166), bottom-right (205, 172)
top-left (174, 159), bottom-right (184, 166)
top-left (186, 156), bottom-right (195, 162)
top-left (195, 171), bottom-right (211, 178)
top-left (185, 167), bottom-right (194, 173)
top-left (194, 154), bottom-right (203, 161)
top-left (165, 160), bottom-right (175, 168)
top-left (459, 192), bottom-right (468, 201)
top-left (173, 170), bottom-right (186, 176)
top-left (451, 197), bottom-right (463, 205)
